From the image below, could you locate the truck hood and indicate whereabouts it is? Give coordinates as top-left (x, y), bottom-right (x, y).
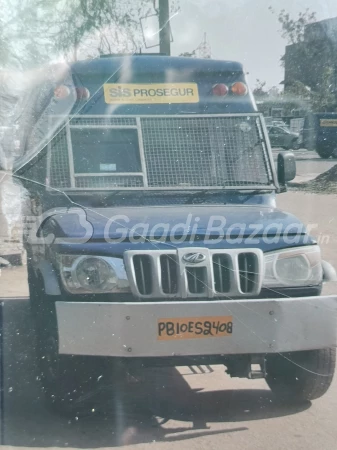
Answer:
top-left (45, 204), bottom-right (312, 252)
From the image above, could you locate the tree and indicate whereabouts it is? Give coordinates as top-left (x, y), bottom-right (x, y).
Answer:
top-left (310, 66), bottom-right (337, 112)
top-left (0, 0), bottom-right (179, 69)
top-left (270, 7), bottom-right (316, 44)
top-left (253, 79), bottom-right (268, 97)
top-left (179, 51), bottom-right (196, 58)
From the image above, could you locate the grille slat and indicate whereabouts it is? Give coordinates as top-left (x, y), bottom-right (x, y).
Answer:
top-left (238, 253), bottom-right (258, 294)
top-left (213, 254), bottom-right (232, 293)
top-left (160, 255), bottom-right (178, 294)
top-left (186, 267), bottom-right (207, 294)
top-left (133, 255), bottom-right (152, 295)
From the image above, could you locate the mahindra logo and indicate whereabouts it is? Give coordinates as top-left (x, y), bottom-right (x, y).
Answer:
top-left (182, 252), bottom-right (206, 264)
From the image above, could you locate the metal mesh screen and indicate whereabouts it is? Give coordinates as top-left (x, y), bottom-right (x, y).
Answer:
top-left (49, 126), bottom-right (71, 188)
top-left (69, 117), bottom-right (137, 127)
top-left (75, 175), bottom-right (144, 188)
top-left (141, 116), bottom-right (272, 187)
top-left (48, 114), bottom-right (274, 190)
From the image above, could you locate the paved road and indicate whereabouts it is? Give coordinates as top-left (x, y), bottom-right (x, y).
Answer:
top-left (3, 301), bottom-right (337, 450)
top-left (1, 190), bottom-right (337, 450)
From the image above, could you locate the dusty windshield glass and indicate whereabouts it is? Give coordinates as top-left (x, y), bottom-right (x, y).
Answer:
top-left (1, 1), bottom-right (337, 449)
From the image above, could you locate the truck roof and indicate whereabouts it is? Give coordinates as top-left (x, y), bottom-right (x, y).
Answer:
top-left (71, 55), bottom-right (244, 75)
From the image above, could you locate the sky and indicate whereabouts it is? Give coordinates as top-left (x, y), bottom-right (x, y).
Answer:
top-left (168, 0), bottom-right (337, 89)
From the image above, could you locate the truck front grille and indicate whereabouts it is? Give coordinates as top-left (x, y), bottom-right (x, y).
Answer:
top-left (124, 248), bottom-right (263, 299)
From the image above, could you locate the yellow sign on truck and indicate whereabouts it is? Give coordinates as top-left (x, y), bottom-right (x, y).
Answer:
top-left (320, 119), bottom-right (337, 127)
top-left (103, 83), bottom-right (199, 104)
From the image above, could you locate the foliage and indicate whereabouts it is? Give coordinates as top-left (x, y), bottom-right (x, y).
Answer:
top-left (310, 66), bottom-right (337, 112)
top-left (269, 7), bottom-right (316, 44)
top-left (179, 51), bottom-right (196, 58)
top-left (284, 80), bottom-right (311, 101)
top-left (0, 0), bottom-right (179, 69)
top-left (253, 80), bottom-right (281, 98)
top-left (253, 79), bottom-right (268, 97)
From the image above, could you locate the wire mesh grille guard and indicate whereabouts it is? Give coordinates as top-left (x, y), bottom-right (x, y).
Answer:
top-left (49, 125), bottom-right (71, 188)
top-left (48, 114), bottom-right (274, 190)
top-left (141, 116), bottom-right (272, 187)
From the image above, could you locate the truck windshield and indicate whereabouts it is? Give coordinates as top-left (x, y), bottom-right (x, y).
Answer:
top-left (72, 128), bottom-right (141, 174)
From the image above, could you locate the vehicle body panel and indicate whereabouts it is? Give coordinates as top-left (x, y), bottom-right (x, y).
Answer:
top-left (303, 112), bottom-right (337, 151)
top-left (56, 296), bottom-right (337, 357)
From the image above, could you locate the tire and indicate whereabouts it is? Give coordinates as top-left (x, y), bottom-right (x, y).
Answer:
top-left (29, 271), bottom-right (113, 415)
top-left (266, 348), bottom-right (335, 403)
top-left (316, 145), bottom-right (334, 159)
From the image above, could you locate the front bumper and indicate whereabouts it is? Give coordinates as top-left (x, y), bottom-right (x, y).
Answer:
top-left (56, 296), bottom-right (337, 357)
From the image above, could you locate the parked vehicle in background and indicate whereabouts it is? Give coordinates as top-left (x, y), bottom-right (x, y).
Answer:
top-left (267, 125), bottom-right (300, 150)
top-left (302, 112), bottom-right (337, 158)
top-left (272, 120), bottom-right (288, 128)
top-left (264, 117), bottom-right (288, 128)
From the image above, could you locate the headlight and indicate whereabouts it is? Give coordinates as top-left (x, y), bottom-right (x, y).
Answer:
top-left (264, 246), bottom-right (322, 288)
top-left (59, 255), bottom-right (130, 294)
top-left (76, 257), bottom-right (117, 291)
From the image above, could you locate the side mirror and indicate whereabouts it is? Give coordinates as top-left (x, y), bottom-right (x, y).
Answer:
top-left (277, 151), bottom-right (296, 190)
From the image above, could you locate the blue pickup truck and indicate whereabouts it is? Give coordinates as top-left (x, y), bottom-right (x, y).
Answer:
top-left (11, 55), bottom-right (337, 415)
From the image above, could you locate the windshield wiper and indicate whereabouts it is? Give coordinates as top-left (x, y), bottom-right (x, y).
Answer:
top-left (185, 188), bottom-right (274, 205)
top-left (185, 190), bottom-right (227, 204)
top-left (234, 189), bottom-right (274, 203)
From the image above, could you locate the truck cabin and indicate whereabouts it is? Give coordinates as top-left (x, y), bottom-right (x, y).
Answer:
top-left (14, 55), bottom-right (280, 208)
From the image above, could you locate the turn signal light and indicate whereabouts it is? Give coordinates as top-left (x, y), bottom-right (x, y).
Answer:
top-left (54, 85), bottom-right (71, 99)
top-left (231, 82), bottom-right (248, 96)
top-left (212, 83), bottom-right (228, 96)
top-left (75, 87), bottom-right (90, 100)
top-left (54, 85), bottom-right (90, 100)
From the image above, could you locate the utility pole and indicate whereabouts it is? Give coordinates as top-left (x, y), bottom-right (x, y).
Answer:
top-left (195, 32), bottom-right (212, 59)
top-left (158, 0), bottom-right (171, 55)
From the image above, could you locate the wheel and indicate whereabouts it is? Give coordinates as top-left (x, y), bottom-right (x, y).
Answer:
top-left (29, 271), bottom-right (113, 415)
top-left (316, 144), bottom-right (334, 159)
top-left (266, 348), bottom-right (335, 403)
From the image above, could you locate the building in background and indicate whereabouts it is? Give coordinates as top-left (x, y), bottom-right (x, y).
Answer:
top-left (284, 17), bottom-right (337, 93)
